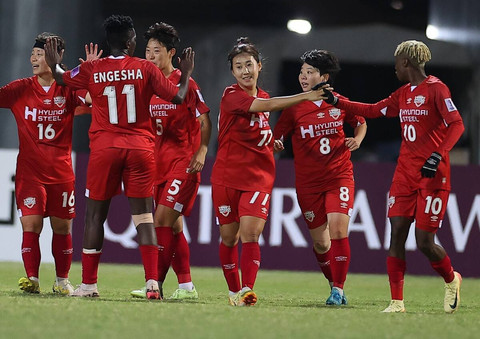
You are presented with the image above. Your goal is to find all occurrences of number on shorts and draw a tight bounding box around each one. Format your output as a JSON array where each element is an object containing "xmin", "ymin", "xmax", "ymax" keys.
[
  {"xmin": 62, "ymin": 191, "xmax": 75, "ymax": 207},
  {"xmin": 167, "ymin": 179, "xmax": 182, "ymax": 195},
  {"xmin": 339, "ymin": 187, "xmax": 349, "ymax": 202},
  {"xmin": 104, "ymin": 85, "xmax": 137, "ymax": 124},
  {"xmin": 319, "ymin": 137, "xmax": 331, "ymax": 155},
  {"xmin": 37, "ymin": 123, "xmax": 55, "ymax": 140},
  {"xmin": 424, "ymin": 195, "xmax": 442, "ymax": 215}
]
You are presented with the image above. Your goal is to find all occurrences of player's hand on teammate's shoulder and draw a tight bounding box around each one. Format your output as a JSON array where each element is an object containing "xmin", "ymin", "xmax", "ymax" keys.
[
  {"xmin": 178, "ymin": 47, "xmax": 195, "ymax": 76},
  {"xmin": 79, "ymin": 43, "xmax": 103, "ymax": 63}
]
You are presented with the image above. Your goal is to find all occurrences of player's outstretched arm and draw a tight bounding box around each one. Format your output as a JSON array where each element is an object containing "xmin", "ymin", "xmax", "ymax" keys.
[
  {"xmin": 249, "ymin": 87, "xmax": 327, "ymax": 113},
  {"xmin": 173, "ymin": 47, "xmax": 195, "ymax": 104},
  {"xmin": 44, "ymin": 38, "xmax": 65, "ymax": 85},
  {"xmin": 79, "ymin": 43, "xmax": 103, "ymax": 63}
]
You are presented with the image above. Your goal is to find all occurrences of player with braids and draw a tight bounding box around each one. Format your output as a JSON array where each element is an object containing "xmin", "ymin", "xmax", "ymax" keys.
[
  {"xmin": 44, "ymin": 14, "xmax": 194, "ymax": 299},
  {"xmin": 323, "ymin": 40, "xmax": 465, "ymax": 313},
  {"xmin": 0, "ymin": 32, "xmax": 93, "ymax": 295},
  {"xmin": 274, "ymin": 49, "xmax": 366, "ymax": 305},
  {"xmin": 130, "ymin": 22, "xmax": 211, "ymax": 300},
  {"xmin": 212, "ymin": 37, "xmax": 328, "ymax": 306}
]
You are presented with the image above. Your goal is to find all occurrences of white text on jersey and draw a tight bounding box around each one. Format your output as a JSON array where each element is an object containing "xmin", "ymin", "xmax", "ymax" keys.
[{"xmin": 93, "ymin": 69, "xmax": 144, "ymax": 83}]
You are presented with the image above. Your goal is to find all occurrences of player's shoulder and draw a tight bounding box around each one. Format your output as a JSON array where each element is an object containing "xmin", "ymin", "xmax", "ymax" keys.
[{"xmin": 425, "ymin": 75, "xmax": 448, "ymax": 90}]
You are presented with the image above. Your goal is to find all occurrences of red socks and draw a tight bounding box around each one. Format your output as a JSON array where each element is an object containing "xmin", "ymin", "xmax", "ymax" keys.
[
  {"xmin": 172, "ymin": 231, "xmax": 191, "ymax": 284},
  {"xmin": 219, "ymin": 242, "xmax": 240, "ymax": 293},
  {"xmin": 313, "ymin": 247, "xmax": 333, "ymax": 284},
  {"xmin": 21, "ymin": 232, "xmax": 41, "ymax": 278},
  {"xmin": 330, "ymin": 238, "xmax": 350, "ymax": 289},
  {"xmin": 240, "ymin": 242, "xmax": 261, "ymax": 289},
  {"xmin": 386, "ymin": 256, "xmax": 406, "ymax": 300},
  {"xmin": 156, "ymin": 227, "xmax": 175, "ymax": 282},
  {"xmin": 431, "ymin": 255, "xmax": 455, "ymax": 283},
  {"xmin": 52, "ymin": 233, "xmax": 73, "ymax": 278},
  {"xmin": 81, "ymin": 250, "xmax": 101, "ymax": 284},
  {"xmin": 139, "ymin": 245, "xmax": 159, "ymax": 281}
]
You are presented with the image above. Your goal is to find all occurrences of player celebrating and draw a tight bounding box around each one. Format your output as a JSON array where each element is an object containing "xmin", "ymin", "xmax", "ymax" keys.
[
  {"xmin": 44, "ymin": 15, "xmax": 194, "ymax": 299},
  {"xmin": 273, "ymin": 49, "xmax": 366, "ymax": 305},
  {"xmin": 323, "ymin": 40, "xmax": 464, "ymax": 313},
  {"xmin": 212, "ymin": 37, "xmax": 329, "ymax": 306},
  {"xmin": 130, "ymin": 22, "xmax": 211, "ymax": 300},
  {"xmin": 0, "ymin": 32, "xmax": 89, "ymax": 295}
]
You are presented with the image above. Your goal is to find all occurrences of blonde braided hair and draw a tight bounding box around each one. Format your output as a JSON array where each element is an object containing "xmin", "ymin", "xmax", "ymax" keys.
[{"xmin": 394, "ymin": 40, "xmax": 431, "ymax": 67}]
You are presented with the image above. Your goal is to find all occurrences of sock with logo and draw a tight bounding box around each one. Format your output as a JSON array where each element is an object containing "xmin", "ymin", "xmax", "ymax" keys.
[
  {"xmin": 156, "ymin": 226, "xmax": 175, "ymax": 282},
  {"xmin": 22, "ymin": 232, "xmax": 41, "ymax": 278},
  {"xmin": 313, "ymin": 247, "xmax": 333, "ymax": 285},
  {"xmin": 387, "ymin": 256, "xmax": 406, "ymax": 300},
  {"xmin": 330, "ymin": 238, "xmax": 350, "ymax": 289},
  {"xmin": 52, "ymin": 233, "xmax": 73, "ymax": 279},
  {"xmin": 240, "ymin": 242, "xmax": 261, "ymax": 290},
  {"xmin": 219, "ymin": 242, "xmax": 240, "ymax": 293},
  {"xmin": 172, "ymin": 231, "xmax": 192, "ymax": 284},
  {"xmin": 431, "ymin": 254, "xmax": 455, "ymax": 283},
  {"xmin": 81, "ymin": 249, "xmax": 101, "ymax": 284}
]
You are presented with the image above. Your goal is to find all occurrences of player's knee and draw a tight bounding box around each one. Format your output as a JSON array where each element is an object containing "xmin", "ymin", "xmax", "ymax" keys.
[
  {"xmin": 132, "ymin": 213, "xmax": 154, "ymax": 227},
  {"xmin": 313, "ymin": 241, "xmax": 330, "ymax": 254}
]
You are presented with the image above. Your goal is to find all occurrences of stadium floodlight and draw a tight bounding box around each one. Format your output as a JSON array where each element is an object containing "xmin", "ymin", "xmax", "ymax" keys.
[
  {"xmin": 426, "ymin": 24, "xmax": 440, "ymax": 40},
  {"xmin": 287, "ymin": 19, "xmax": 312, "ymax": 35}
]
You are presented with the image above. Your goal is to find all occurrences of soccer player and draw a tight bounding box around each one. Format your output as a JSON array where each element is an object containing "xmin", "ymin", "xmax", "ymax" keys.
[
  {"xmin": 130, "ymin": 22, "xmax": 211, "ymax": 300},
  {"xmin": 322, "ymin": 40, "xmax": 464, "ymax": 313},
  {"xmin": 0, "ymin": 32, "xmax": 89, "ymax": 295},
  {"xmin": 44, "ymin": 14, "xmax": 194, "ymax": 299},
  {"xmin": 212, "ymin": 37, "xmax": 329, "ymax": 306},
  {"xmin": 273, "ymin": 49, "xmax": 366, "ymax": 305}
]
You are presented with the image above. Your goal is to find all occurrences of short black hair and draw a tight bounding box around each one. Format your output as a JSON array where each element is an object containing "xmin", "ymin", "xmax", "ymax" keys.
[
  {"xmin": 103, "ymin": 15, "xmax": 135, "ymax": 49},
  {"xmin": 34, "ymin": 32, "xmax": 65, "ymax": 53},
  {"xmin": 227, "ymin": 37, "xmax": 261, "ymax": 70},
  {"xmin": 301, "ymin": 49, "xmax": 341, "ymax": 83},
  {"xmin": 144, "ymin": 22, "xmax": 180, "ymax": 51}
]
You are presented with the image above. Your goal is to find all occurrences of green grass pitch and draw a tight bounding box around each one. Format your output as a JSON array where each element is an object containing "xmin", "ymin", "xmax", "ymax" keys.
[{"xmin": 0, "ymin": 262, "xmax": 479, "ymax": 338}]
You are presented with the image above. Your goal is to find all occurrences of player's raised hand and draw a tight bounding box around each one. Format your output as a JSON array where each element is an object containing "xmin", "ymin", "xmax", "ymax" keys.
[
  {"xmin": 178, "ymin": 47, "xmax": 195, "ymax": 76},
  {"xmin": 345, "ymin": 137, "xmax": 361, "ymax": 151},
  {"xmin": 79, "ymin": 43, "xmax": 103, "ymax": 63},
  {"xmin": 44, "ymin": 37, "xmax": 64, "ymax": 70}
]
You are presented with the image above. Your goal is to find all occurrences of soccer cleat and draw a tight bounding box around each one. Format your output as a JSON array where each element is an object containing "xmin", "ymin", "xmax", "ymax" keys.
[
  {"xmin": 18, "ymin": 277, "xmax": 40, "ymax": 294},
  {"xmin": 146, "ymin": 279, "xmax": 161, "ymax": 300},
  {"xmin": 169, "ymin": 286, "xmax": 198, "ymax": 300},
  {"xmin": 237, "ymin": 287, "xmax": 257, "ymax": 306},
  {"xmin": 326, "ymin": 287, "xmax": 343, "ymax": 306},
  {"xmin": 130, "ymin": 287, "xmax": 147, "ymax": 298},
  {"xmin": 71, "ymin": 283, "xmax": 99, "ymax": 297},
  {"xmin": 382, "ymin": 300, "xmax": 406, "ymax": 313},
  {"xmin": 444, "ymin": 271, "xmax": 462, "ymax": 314},
  {"xmin": 228, "ymin": 292, "xmax": 241, "ymax": 306},
  {"xmin": 52, "ymin": 279, "xmax": 75, "ymax": 295},
  {"xmin": 341, "ymin": 292, "xmax": 348, "ymax": 305}
]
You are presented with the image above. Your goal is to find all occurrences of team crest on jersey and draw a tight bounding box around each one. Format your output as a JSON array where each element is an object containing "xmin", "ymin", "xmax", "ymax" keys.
[
  {"xmin": 54, "ymin": 96, "xmax": 66, "ymax": 108},
  {"xmin": 24, "ymin": 197, "xmax": 36, "ymax": 209},
  {"xmin": 414, "ymin": 95, "xmax": 426, "ymax": 107},
  {"xmin": 43, "ymin": 99, "xmax": 51, "ymax": 105},
  {"xmin": 219, "ymin": 205, "xmax": 231, "ymax": 217},
  {"xmin": 329, "ymin": 108, "xmax": 341, "ymax": 120},
  {"xmin": 304, "ymin": 211, "xmax": 315, "ymax": 222},
  {"xmin": 388, "ymin": 195, "xmax": 395, "ymax": 208},
  {"xmin": 316, "ymin": 112, "xmax": 325, "ymax": 119}
]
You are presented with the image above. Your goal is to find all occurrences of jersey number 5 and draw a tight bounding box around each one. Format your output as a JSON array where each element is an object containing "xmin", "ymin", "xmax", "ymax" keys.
[{"xmin": 103, "ymin": 85, "xmax": 136, "ymax": 124}]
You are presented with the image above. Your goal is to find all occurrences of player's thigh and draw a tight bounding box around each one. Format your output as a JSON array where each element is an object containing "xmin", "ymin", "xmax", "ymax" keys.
[
  {"xmin": 123, "ymin": 149, "xmax": 155, "ymax": 198},
  {"xmin": 297, "ymin": 191, "xmax": 327, "ymax": 229},
  {"xmin": 86, "ymin": 148, "xmax": 124, "ymax": 200},
  {"xmin": 415, "ymin": 189, "xmax": 449, "ymax": 233}
]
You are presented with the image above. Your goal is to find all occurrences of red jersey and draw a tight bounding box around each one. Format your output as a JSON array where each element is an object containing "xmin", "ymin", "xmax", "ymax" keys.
[
  {"xmin": 62, "ymin": 56, "xmax": 179, "ymax": 151},
  {"xmin": 211, "ymin": 84, "xmax": 275, "ymax": 192},
  {"xmin": 0, "ymin": 76, "xmax": 84, "ymax": 184},
  {"xmin": 336, "ymin": 75, "xmax": 463, "ymax": 190},
  {"xmin": 150, "ymin": 69, "xmax": 210, "ymax": 184},
  {"xmin": 274, "ymin": 96, "xmax": 365, "ymax": 194}
]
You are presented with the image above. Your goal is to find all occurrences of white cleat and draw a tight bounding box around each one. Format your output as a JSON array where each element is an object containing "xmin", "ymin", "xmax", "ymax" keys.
[
  {"xmin": 71, "ymin": 283, "xmax": 99, "ymax": 297},
  {"xmin": 53, "ymin": 279, "xmax": 75, "ymax": 295},
  {"xmin": 444, "ymin": 271, "xmax": 462, "ymax": 314},
  {"xmin": 382, "ymin": 300, "xmax": 406, "ymax": 313}
]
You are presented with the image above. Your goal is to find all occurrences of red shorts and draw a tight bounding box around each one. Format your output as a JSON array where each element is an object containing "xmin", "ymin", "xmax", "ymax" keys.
[
  {"xmin": 15, "ymin": 180, "xmax": 76, "ymax": 219},
  {"xmin": 297, "ymin": 183, "xmax": 354, "ymax": 229},
  {"xmin": 388, "ymin": 182, "xmax": 449, "ymax": 233},
  {"xmin": 154, "ymin": 178, "xmax": 200, "ymax": 216},
  {"xmin": 86, "ymin": 148, "xmax": 155, "ymax": 200},
  {"xmin": 212, "ymin": 185, "xmax": 271, "ymax": 225}
]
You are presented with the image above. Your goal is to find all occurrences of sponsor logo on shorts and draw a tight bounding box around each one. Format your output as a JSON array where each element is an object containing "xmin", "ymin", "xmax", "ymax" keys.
[
  {"xmin": 219, "ymin": 205, "xmax": 231, "ymax": 217},
  {"xmin": 166, "ymin": 195, "xmax": 175, "ymax": 203},
  {"xmin": 388, "ymin": 195, "xmax": 395, "ymax": 208},
  {"xmin": 414, "ymin": 95, "xmax": 426, "ymax": 107},
  {"xmin": 340, "ymin": 202, "xmax": 348, "ymax": 209},
  {"xmin": 54, "ymin": 96, "xmax": 66, "ymax": 108},
  {"xmin": 24, "ymin": 197, "xmax": 36, "ymax": 209},
  {"xmin": 261, "ymin": 207, "xmax": 268, "ymax": 215},
  {"xmin": 431, "ymin": 215, "xmax": 439, "ymax": 222},
  {"xmin": 69, "ymin": 207, "xmax": 75, "ymax": 214},
  {"xmin": 329, "ymin": 108, "xmax": 341, "ymax": 120},
  {"xmin": 304, "ymin": 211, "xmax": 315, "ymax": 222}
]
